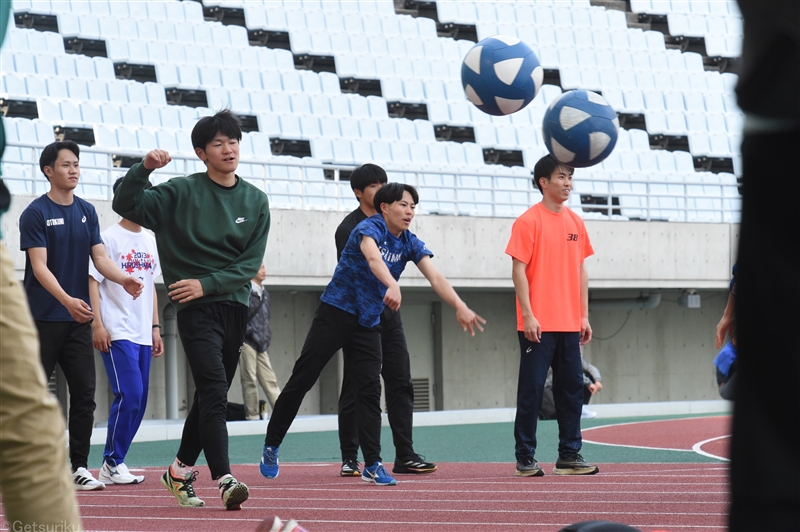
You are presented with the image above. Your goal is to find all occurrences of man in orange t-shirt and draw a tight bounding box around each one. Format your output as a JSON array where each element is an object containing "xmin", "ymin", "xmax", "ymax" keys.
[{"xmin": 505, "ymin": 154, "xmax": 598, "ymax": 477}]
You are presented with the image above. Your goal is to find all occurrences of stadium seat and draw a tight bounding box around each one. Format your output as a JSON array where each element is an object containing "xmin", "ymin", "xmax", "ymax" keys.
[
  {"xmin": 239, "ymin": 69, "xmax": 263, "ymax": 90},
  {"xmin": 0, "ymin": 72, "xmax": 25, "ymax": 98},
  {"xmin": 688, "ymin": 133, "xmax": 711, "ymax": 155},
  {"xmin": 665, "ymin": 111, "xmax": 687, "ymax": 134},
  {"xmin": 685, "ymin": 112, "xmax": 707, "ymax": 133},
  {"xmin": 312, "ymin": 114, "xmax": 336, "ymax": 139},
  {"xmin": 708, "ymin": 133, "xmax": 731, "ymax": 156},
  {"xmin": 380, "ymin": 78, "xmax": 404, "ymax": 102},
  {"xmin": 617, "ymin": 88, "xmax": 643, "ymax": 113},
  {"xmin": 45, "ymin": 78, "xmax": 69, "ymax": 98}
]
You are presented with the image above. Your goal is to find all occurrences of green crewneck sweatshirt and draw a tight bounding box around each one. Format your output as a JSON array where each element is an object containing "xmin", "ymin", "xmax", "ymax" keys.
[{"xmin": 113, "ymin": 162, "xmax": 270, "ymax": 312}]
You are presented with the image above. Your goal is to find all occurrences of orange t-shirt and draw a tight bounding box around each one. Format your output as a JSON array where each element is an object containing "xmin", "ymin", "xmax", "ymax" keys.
[{"xmin": 505, "ymin": 203, "xmax": 594, "ymax": 332}]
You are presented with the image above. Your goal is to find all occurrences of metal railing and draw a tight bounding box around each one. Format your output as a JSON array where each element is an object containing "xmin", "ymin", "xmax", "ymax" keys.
[{"xmin": 1, "ymin": 142, "xmax": 741, "ymax": 222}]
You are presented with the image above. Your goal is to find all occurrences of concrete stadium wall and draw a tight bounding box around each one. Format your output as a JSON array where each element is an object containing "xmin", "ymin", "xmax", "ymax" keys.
[{"xmin": 1, "ymin": 196, "xmax": 737, "ymax": 424}]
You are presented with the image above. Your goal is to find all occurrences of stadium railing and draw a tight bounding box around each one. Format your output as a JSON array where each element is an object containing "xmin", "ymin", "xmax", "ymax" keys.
[{"xmin": 1, "ymin": 141, "xmax": 740, "ymax": 223}]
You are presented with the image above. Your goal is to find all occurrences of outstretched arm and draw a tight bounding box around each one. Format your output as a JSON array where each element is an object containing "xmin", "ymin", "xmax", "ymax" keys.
[
  {"xmin": 416, "ymin": 256, "xmax": 486, "ymax": 336},
  {"xmin": 360, "ymin": 236, "xmax": 401, "ymax": 311}
]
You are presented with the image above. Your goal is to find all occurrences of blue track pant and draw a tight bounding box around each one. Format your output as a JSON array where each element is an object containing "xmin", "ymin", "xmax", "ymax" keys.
[{"xmin": 100, "ymin": 340, "xmax": 152, "ymax": 466}]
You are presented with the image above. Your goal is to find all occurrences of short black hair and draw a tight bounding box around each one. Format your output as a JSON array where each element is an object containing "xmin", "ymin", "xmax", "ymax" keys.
[
  {"xmin": 532, "ymin": 154, "xmax": 574, "ymax": 193},
  {"xmin": 39, "ymin": 141, "xmax": 80, "ymax": 179},
  {"xmin": 190, "ymin": 109, "xmax": 242, "ymax": 151},
  {"xmin": 349, "ymin": 163, "xmax": 387, "ymax": 192},
  {"xmin": 113, "ymin": 176, "xmax": 152, "ymax": 194},
  {"xmin": 373, "ymin": 182, "xmax": 419, "ymax": 213}
]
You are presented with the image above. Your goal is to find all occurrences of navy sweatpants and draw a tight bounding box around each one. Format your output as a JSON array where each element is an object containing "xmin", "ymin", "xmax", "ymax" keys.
[
  {"xmin": 100, "ymin": 340, "xmax": 152, "ymax": 467},
  {"xmin": 514, "ymin": 331, "xmax": 584, "ymax": 461}
]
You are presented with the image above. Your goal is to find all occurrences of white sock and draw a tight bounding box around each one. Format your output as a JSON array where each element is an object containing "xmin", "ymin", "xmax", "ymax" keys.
[
  {"xmin": 170, "ymin": 459, "xmax": 190, "ymax": 478},
  {"xmin": 218, "ymin": 473, "xmax": 233, "ymax": 491}
]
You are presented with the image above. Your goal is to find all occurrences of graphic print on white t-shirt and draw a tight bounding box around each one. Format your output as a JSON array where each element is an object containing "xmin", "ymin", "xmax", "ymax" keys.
[
  {"xmin": 89, "ymin": 224, "xmax": 161, "ymax": 346},
  {"xmin": 119, "ymin": 248, "xmax": 158, "ymax": 282}
]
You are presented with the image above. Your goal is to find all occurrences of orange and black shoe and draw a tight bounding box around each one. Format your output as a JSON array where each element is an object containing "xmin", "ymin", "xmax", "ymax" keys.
[{"xmin": 161, "ymin": 468, "xmax": 204, "ymax": 507}]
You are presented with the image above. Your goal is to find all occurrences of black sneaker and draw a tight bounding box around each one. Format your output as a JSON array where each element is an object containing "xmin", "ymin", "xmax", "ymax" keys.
[
  {"xmin": 340, "ymin": 458, "xmax": 361, "ymax": 477},
  {"xmin": 553, "ymin": 453, "xmax": 599, "ymax": 475},
  {"xmin": 515, "ymin": 456, "xmax": 544, "ymax": 477},
  {"xmin": 393, "ymin": 454, "xmax": 437, "ymax": 474}
]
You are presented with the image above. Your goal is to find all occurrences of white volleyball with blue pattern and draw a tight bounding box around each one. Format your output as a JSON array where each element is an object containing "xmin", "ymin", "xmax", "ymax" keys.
[
  {"xmin": 542, "ymin": 90, "xmax": 619, "ymax": 168},
  {"xmin": 460, "ymin": 35, "xmax": 543, "ymax": 116}
]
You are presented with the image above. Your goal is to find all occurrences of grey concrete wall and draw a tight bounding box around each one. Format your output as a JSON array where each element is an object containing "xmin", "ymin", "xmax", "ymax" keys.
[
  {"xmin": 2, "ymin": 196, "xmax": 735, "ymax": 424},
  {"xmin": 2, "ymin": 197, "xmax": 737, "ymax": 288},
  {"xmin": 585, "ymin": 291, "xmax": 726, "ymax": 403}
]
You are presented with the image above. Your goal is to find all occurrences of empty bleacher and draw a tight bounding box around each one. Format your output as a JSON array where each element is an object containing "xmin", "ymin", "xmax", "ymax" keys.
[{"xmin": 0, "ymin": 0, "xmax": 743, "ymax": 222}]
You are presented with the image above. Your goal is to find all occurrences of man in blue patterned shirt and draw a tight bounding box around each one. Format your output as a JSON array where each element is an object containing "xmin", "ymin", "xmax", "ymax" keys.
[{"xmin": 259, "ymin": 183, "xmax": 485, "ymax": 486}]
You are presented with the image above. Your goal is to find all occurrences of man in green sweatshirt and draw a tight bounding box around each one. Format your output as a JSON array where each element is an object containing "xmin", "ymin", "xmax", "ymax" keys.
[{"xmin": 113, "ymin": 110, "xmax": 270, "ymax": 511}]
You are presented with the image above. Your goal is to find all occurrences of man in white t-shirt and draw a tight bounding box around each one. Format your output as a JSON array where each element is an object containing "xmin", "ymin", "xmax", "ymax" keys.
[{"xmin": 89, "ymin": 178, "xmax": 163, "ymax": 485}]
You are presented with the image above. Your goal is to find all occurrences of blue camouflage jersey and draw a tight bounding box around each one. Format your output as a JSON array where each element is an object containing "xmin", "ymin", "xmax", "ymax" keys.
[{"xmin": 320, "ymin": 214, "xmax": 432, "ymax": 328}]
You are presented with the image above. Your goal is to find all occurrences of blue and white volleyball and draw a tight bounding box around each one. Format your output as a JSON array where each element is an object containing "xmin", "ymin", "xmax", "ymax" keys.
[
  {"xmin": 542, "ymin": 90, "xmax": 619, "ymax": 168},
  {"xmin": 461, "ymin": 35, "xmax": 543, "ymax": 116}
]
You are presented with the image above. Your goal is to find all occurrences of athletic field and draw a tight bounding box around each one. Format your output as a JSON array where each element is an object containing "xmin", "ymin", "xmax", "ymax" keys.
[{"xmin": 56, "ymin": 412, "xmax": 730, "ymax": 531}]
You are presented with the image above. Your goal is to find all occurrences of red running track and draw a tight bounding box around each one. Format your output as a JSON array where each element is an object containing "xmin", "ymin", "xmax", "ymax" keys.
[
  {"xmin": 60, "ymin": 461, "xmax": 728, "ymax": 532},
  {"xmin": 583, "ymin": 416, "xmax": 732, "ymax": 460}
]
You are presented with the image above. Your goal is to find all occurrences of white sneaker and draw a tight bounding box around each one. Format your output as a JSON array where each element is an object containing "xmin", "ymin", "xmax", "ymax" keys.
[
  {"xmin": 581, "ymin": 405, "xmax": 597, "ymax": 419},
  {"xmin": 73, "ymin": 467, "xmax": 105, "ymax": 491},
  {"xmin": 100, "ymin": 461, "xmax": 145, "ymax": 484}
]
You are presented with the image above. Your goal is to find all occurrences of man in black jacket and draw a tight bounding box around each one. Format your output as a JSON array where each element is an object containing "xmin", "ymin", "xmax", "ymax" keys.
[
  {"xmin": 335, "ymin": 164, "xmax": 436, "ymax": 477},
  {"xmin": 729, "ymin": 2, "xmax": 800, "ymax": 530},
  {"xmin": 239, "ymin": 264, "xmax": 281, "ymax": 420}
]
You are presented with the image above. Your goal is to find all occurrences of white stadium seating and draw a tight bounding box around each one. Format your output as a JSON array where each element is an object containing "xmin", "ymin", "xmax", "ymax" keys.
[{"xmin": 0, "ymin": 0, "xmax": 742, "ymax": 221}]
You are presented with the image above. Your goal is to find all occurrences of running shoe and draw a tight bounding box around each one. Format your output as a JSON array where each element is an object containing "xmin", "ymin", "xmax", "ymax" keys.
[
  {"xmin": 553, "ymin": 453, "xmax": 599, "ymax": 475},
  {"xmin": 340, "ymin": 458, "xmax": 361, "ymax": 477},
  {"xmin": 73, "ymin": 467, "xmax": 105, "ymax": 491},
  {"xmin": 393, "ymin": 453, "xmax": 437, "ymax": 474},
  {"xmin": 361, "ymin": 462, "xmax": 397, "ymax": 486},
  {"xmin": 161, "ymin": 468, "xmax": 204, "ymax": 507},
  {"xmin": 260, "ymin": 445, "xmax": 280, "ymax": 479},
  {"xmin": 99, "ymin": 461, "xmax": 145, "ymax": 484},
  {"xmin": 219, "ymin": 476, "xmax": 249, "ymax": 511},
  {"xmin": 581, "ymin": 405, "xmax": 598, "ymax": 419},
  {"xmin": 515, "ymin": 456, "xmax": 544, "ymax": 477}
]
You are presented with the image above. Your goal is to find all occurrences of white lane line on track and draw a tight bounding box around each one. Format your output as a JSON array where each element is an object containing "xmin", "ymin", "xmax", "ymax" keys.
[
  {"xmin": 692, "ymin": 435, "xmax": 731, "ymax": 462},
  {"xmin": 79, "ymin": 506, "xmax": 726, "ymax": 518},
  {"xmin": 581, "ymin": 438, "xmax": 691, "ymax": 452},
  {"xmin": 75, "ymin": 495, "xmax": 730, "ymax": 508},
  {"xmin": 581, "ymin": 417, "xmax": 730, "ymax": 454}
]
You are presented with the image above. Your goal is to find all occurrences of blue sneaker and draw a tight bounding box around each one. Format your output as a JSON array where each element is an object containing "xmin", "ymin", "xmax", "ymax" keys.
[
  {"xmin": 260, "ymin": 445, "xmax": 279, "ymax": 479},
  {"xmin": 361, "ymin": 462, "xmax": 397, "ymax": 486}
]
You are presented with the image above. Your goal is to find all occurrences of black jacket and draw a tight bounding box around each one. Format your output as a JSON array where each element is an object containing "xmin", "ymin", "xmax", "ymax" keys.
[{"xmin": 245, "ymin": 286, "xmax": 271, "ymax": 352}]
